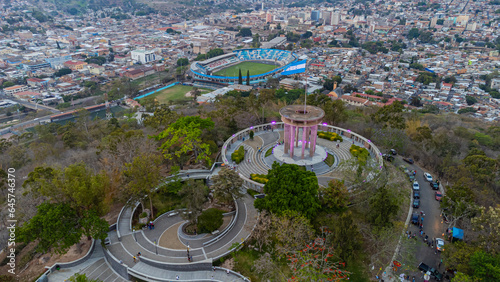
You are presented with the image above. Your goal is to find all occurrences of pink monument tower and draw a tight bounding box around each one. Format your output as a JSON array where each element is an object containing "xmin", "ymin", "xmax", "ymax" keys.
[{"xmin": 280, "ymin": 105, "xmax": 325, "ymax": 159}]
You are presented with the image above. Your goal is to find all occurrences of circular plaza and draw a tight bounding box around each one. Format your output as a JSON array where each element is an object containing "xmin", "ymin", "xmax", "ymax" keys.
[{"xmin": 221, "ymin": 105, "xmax": 383, "ymax": 190}]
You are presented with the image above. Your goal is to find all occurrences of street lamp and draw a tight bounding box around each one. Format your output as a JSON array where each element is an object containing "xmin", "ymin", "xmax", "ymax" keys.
[
  {"xmin": 155, "ymin": 239, "xmax": 158, "ymax": 255},
  {"xmin": 132, "ymin": 228, "xmax": 136, "ymax": 242}
]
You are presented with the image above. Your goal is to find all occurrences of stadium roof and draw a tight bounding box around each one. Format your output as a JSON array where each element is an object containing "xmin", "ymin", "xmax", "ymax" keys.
[{"xmin": 200, "ymin": 53, "xmax": 236, "ymax": 65}]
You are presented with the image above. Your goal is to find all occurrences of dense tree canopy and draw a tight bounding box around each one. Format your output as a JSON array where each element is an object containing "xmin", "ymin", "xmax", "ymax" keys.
[
  {"xmin": 254, "ymin": 163, "xmax": 321, "ymax": 219},
  {"xmin": 154, "ymin": 116, "xmax": 215, "ymax": 165}
]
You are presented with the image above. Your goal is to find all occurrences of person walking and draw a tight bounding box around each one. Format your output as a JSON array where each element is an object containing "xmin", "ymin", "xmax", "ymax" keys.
[
  {"xmin": 133, "ymin": 256, "xmax": 137, "ymax": 263},
  {"xmin": 176, "ymin": 275, "xmax": 179, "ymax": 280}
]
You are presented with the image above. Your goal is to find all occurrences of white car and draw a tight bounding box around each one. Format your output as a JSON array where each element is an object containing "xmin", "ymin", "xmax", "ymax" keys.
[
  {"xmin": 413, "ymin": 181, "xmax": 420, "ymax": 191},
  {"xmin": 436, "ymin": 238, "xmax": 445, "ymax": 251},
  {"xmin": 424, "ymin": 172, "xmax": 433, "ymax": 182}
]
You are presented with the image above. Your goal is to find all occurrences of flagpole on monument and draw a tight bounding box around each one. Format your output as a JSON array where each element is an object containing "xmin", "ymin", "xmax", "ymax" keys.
[{"xmin": 304, "ymin": 61, "xmax": 308, "ymax": 113}]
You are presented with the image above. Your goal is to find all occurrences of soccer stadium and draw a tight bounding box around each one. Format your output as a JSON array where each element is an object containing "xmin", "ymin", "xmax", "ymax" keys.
[{"xmin": 190, "ymin": 48, "xmax": 298, "ymax": 87}]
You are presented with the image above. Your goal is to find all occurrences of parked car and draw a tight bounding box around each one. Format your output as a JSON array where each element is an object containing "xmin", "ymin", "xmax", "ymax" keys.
[
  {"xmin": 418, "ymin": 262, "xmax": 443, "ymax": 281},
  {"xmin": 435, "ymin": 191, "xmax": 443, "ymax": 201},
  {"xmin": 413, "ymin": 181, "xmax": 420, "ymax": 191},
  {"xmin": 429, "ymin": 181, "xmax": 439, "ymax": 190},
  {"xmin": 411, "ymin": 213, "xmax": 419, "ymax": 225},
  {"xmin": 413, "ymin": 191, "xmax": 420, "ymax": 199},
  {"xmin": 424, "ymin": 172, "xmax": 433, "ymax": 182},
  {"xmin": 413, "ymin": 199, "xmax": 420, "ymax": 208},
  {"xmin": 383, "ymin": 154, "xmax": 394, "ymax": 162},
  {"xmin": 436, "ymin": 238, "xmax": 445, "ymax": 251},
  {"xmin": 403, "ymin": 157, "xmax": 414, "ymax": 164},
  {"xmin": 390, "ymin": 149, "xmax": 397, "ymax": 155}
]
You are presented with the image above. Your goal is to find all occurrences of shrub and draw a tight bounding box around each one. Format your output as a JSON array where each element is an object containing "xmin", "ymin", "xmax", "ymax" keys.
[
  {"xmin": 197, "ymin": 208, "xmax": 224, "ymax": 233},
  {"xmin": 249, "ymin": 130, "xmax": 254, "ymax": 140},
  {"xmin": 140, "ymin": 212, "xmax": 148, "ymax": 218},
  {"xmin": 231, "ymin": 146, "xmax": 245, "ymax": 164},
  {"xmin": 250, "ymin": 173, "xmax": 269, "ymax": 184},
  {"xmin": 318, "ymin": 131, "xmax": 343, "ymax": 142},
  {"xmin": 247, "ymin": 189, "xmax": 260, "ymax": 197},
  {"xmin": 349, "ymin": 144, "xmax": 370, "ymax": 165}
]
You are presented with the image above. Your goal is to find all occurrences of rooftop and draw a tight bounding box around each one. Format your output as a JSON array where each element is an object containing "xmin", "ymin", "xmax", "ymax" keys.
[{"xmin": 279, "ymin": 105, "xmax": 325, "ymax": 122}]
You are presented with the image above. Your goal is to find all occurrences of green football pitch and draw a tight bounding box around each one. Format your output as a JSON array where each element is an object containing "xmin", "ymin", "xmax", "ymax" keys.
[{"xmin": 213, "ymin": 61, "xmax": 278, "ymax": 77}]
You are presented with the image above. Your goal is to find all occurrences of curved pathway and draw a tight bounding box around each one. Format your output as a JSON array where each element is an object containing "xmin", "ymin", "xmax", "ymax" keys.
[{"xmin": 105, "ymin": 169, "xmax": 256, "ymax": 281}]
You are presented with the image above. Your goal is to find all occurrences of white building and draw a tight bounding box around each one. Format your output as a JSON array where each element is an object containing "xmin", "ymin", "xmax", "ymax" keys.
[
  {"xmin": 131, "ymin": 48, "xmax": 159, "ymax": 64},
  {"xmin": 331, "ymin": 11, "xmax": 340, "ymax": 25}
]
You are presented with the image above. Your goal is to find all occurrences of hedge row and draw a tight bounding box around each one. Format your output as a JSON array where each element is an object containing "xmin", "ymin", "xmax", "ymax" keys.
[
  {"xmin": 250, "ymin": 173, "xmax": 269, "ymax": 184},
  {"xmin": 349, "ymin": 144, "xmax": 370, "ymax": 165},
  {"xmin": 318, "ymin": 131, "xmax": 343, "ymax": 142},
  {"xmin": 231, "ymin": 146, "xmax": 245, "ymax": 164}
]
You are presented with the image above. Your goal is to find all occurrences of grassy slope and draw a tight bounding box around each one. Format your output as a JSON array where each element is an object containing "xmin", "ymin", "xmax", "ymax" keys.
[{"xmin": 140, "ymin": 85, "xmax": 210, "ymax": 103}]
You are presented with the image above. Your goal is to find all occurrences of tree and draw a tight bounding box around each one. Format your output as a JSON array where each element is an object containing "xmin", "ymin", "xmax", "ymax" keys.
[
  {"xmin": 271, "ymin": 211, "xmax": 315, "ymax": 255},
  {"xmin": 191, "ymin": 87, "xmax": 201, "ymax": 102},
  {"xmin": 444, "ymin": 75, "xmax": 457, "ymax": 84},
  {"xmin": 410, "ymin": 95, "xmax": 422, "ymax": 107},
  {"xmin": 238, "ymin": 69, "xmax": 243, "ymax": 84},
  {"xmin": 323, "ymin": 100, "xmax": 348, "ymax": 126},
  {"xmin": 320, "ymin": 179, "xmax": 349, "ymax": 212},
  {"xmin": 407, "ymin": 28, "xmax": 420, "ymax": 39},
  {"xmin": 178, "ymin": 179, "xmax": 209, "ymax": 226},
  {"xmin": 24, "ymin": 164, "xmax": 109, "ymax": 216},
  {"xmin": 371, "ymin": 100, "xmax": 406, "ymax": 129},
  {"xmin": 197, "ymin": 208, "xmax": 223, "ymax": 233},
  {"xmin": 331, "ymin": 211, "xmax": 362, "ymax": 262},
  {"xmin": 323, "ymin": 76, "xmax": 342, "ymax": 91},
  {"xmin": 252, "ymin": 33, "xmax": 261, "ymax": 48},
  {"xmin": 246, "ymin": 70, "xmax": 250, "ymax": 85},
  {"xmin": 54, "ymin": 68, "xmax": 72, "ymax": 77},
  {"xmin": 210, "ymin": 167, "xmax": 243, "ymax": 206},
  {"xmin": 154, "ymin": 116, "xmax": 215, "ymax": 165},
  {"xmin": 472, "ymin": 206, "xmax": 500, "ymax": 254},
  {"xmin": 286, "ymin": 227, "xmax": 350, "ymax": 281},
  {"xmin": 177, "ymin": 58, "xmax": 189, "ymax": 67},
  {"xmin": 122, "ymin": 153, "xmax": 163, "ymax": 219},
  {"xmin": 254, "ymin": 163, "xmax": 321, "ymax": 219},
  {"xmin": 142, "ymin": 105, "xmax": 180, "ymax": 131},
  {"xmin": 68, "ymin": 273, "xmax": 101, "ymax": 282},
  {"xmin": 343, "ymin": 84, "xmax": 357, "ymax": 93},
  {"xmin": 466, "ymin": 95, "xmax": 478, "ymax": 105},
  {"xmin": 368, "ymin": 186, "xmax": 399, "ymax": 229},
  {"xmin": 2, "ymin": 81, "xmax": 15, "ymax": 88},
  {"xmin": 236, "ymin": 28, "xmax": 252, "ymax": 37},
  {"xmin": 18, "ymin": 203, "xmax": 82, "ymax": 254}
]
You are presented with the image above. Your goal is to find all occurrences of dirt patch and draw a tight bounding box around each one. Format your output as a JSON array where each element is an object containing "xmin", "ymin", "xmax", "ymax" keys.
[
  {"xmin": 218, "ymin": 215, "xmax": 233, "ymax": 232},
  {"xmin": 102, "ymin": 201, "xmax": 125, "ymax": 225},
  {"xmin": 0, "ymin": 237, "xmax": 92, "ymax": 281},
  {"xmin": 158, "ymin": 222, "xmax": 186, "ymax": 250},
  {"xmin": 185, "ymin": 90, "xmax": 193, "ymax": 98}
]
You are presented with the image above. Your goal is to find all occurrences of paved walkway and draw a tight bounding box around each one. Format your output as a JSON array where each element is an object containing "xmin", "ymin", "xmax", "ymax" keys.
[
  {"xmin": 105, "ymin": 168, "xmax": 256, "ymax": 281},
  {"xmin": 48, "ymin": 243, "xmax": 127, "ymax": 282}
]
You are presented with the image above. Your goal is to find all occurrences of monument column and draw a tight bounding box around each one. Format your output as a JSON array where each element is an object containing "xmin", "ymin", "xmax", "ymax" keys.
[
  {"xmin": 310, "ymin": 125, "xmax": 318, "ymax": 157},
  {"xmin": 290, "ymin": 125, "xmax": 295, "ymax": 158},
  {"xmin": 284, "ymin": 124, "xmax": 290, "ymax": 154},
  {"xmin": 301, "ymin": 125, "xmax": 307, "ymax": 158}
]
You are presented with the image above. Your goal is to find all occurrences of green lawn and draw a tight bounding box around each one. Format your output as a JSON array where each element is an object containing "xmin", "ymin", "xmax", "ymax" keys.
[
  {"xmin": 324, "ymin": 153, "xmax": 335, "ymax": 167},
  {"xmin": 213, "ymin": 61, "xmax": 278, "ymax": 77},
  {"xmin": 139, "ymin": 85, "xmax": 210, "ymax": 104}
]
